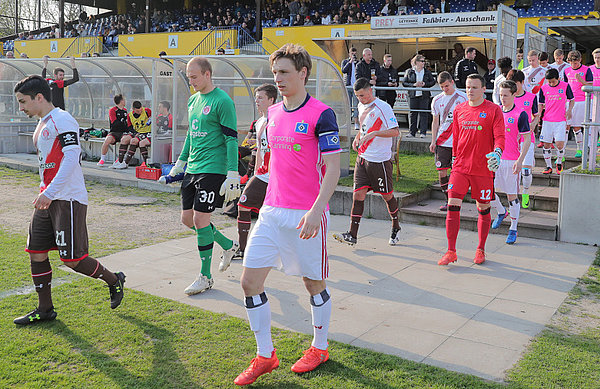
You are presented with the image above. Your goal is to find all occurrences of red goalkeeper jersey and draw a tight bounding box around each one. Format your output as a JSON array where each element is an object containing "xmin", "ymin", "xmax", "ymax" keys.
[{"xmin": 450, "ymin": 99, "xmax": 505, "ymax": 178}]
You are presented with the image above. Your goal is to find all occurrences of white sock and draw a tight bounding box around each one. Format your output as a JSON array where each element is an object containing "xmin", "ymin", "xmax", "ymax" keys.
[
  {"xmin": 556, "ymin": 147, "xmax": 565, "ymax": 165},
  {"xmin": 542, "ymin": 147, "xmax": 552, "ymax": 168},
  {"xmin": 100, "ymin": 154, "xmax": 107, "ymax": 162},
  {"xmin": 244, "ymin": 293, "xmax": 274, "ymax": 358},
  {"xmin": 521, "ymin": 168, "xmax": 532, "ymax": 194},
  {"xmin": 509, "ymin": 199, "xmax": 520, "ymax": 230},
  {"xmin": 310, "ymin": 288, "xmax": 331, "ymax": 350},
  {"xmin": 574, "ymin": 130, "xmax": 583, "ymax": 150},
  {"xmin": 491, "ymin": 194, "xmax": 506, "ymax": 215}
]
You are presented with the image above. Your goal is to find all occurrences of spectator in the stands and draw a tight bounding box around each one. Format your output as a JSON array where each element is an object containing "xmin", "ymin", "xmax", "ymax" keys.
[
  {"xmin": 426, "ymin": 4, "xmax": 436, "ymax": 13},
  {"xmin": 293, "ymin": 14, "xmax": 304, "ymax": 25},
  {"xmin": 381, "ymin": 0, "xmax": 397, "ymax": 15},
  {"xmin": 20, "ymin": 53, "xmax": 29, "ymax": 58},
  {"xmin": 288, "ymin": 0, "xmax": 300, "ymax": 25},
  {"xmin": 437, "ymin": 0, "xmax": 451, "ymax": 13},
  {"xmin": 322, "ymin": 12, "xmax": 332, "ymax": 24},
  {"xmin": 484, "ymin": 59, "xmax": 496, "ymax": 100},
  {"xmin": 403, "ymin": 54, "xmax": 435, "ymax": 138},
  {"xmin": 355, "ymin": 48, "xmax": 382, "ymax": 87},
  {"xmin": 378, "ymin": 54, "xmax": 399, "ymax": 109},
  {"xmin": 5, "ymin": 51, "xmax": 15, "ymax": 59},
  {"xmin": 342, "ymin": 47, "xmax": 360, "ymax": 129}
]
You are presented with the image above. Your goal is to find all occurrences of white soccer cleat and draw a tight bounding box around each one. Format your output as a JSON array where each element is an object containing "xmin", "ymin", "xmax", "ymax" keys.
[
  {"xmin": 389, "ymin": 227, "xmax": 401, "ymax": 246},
  {"xmin": 110, "ymin": 160, "xmax": 121, "ymax": 169},
  {"xmin": 219, "ymin": 241, "xmax": 240, "ymax": 272},
  {"xmin": 184, "ymin": 275, "xmax": 214, "ymax": 295},
  {"xmin": 115, "ymin": 161, "xmax": 128, "ymax": 169}
]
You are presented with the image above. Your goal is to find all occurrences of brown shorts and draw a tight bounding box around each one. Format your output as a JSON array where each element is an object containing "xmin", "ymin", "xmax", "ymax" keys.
[
  {"xmin": 238, "ymin": 176, "xmax": 268, "ymax": 212},
  {"xmin": 135, "ymin": 132, "xmax": 151, "ymax": 143},
  {"xmin": 354, "ymin": 157, "xmax": 394, "ymax": 195},
  {"xmin": 108, "ymin": 132, "xmax": 134, "ymax": 142},
  {"xmin": 435, "ymin": 145, "xmax": 452, "ymax": 170},
  {"xmin": 26, "ymin": 200, "xmax": 89, "ymax": 262}
]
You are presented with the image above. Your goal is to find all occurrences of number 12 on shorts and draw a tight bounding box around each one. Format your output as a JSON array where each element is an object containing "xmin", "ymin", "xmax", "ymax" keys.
[{"xmin": 480, "ymin": 189, "xmax": 491, "ymax": 200}]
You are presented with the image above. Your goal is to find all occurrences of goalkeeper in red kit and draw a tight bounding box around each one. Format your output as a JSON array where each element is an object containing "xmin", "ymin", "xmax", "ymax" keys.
[{"xmin": 438, "ymin": 74, "xmax": 505, "ymax": 266}]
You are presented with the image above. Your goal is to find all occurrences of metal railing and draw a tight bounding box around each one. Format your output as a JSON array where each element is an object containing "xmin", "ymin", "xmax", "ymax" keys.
[
  {"xmin": 61, "ymin": 36, "xmax": 102, "ymax": 57},
  {"xmin": 581, "ymin": 85, "xmax": 600, "ymax": 172},
  {"xmin": 189, "ymin": 26, "xmax": 265, "ymax": 56}
]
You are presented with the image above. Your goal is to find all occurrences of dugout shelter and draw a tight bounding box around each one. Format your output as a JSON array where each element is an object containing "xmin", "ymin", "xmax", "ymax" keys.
[{"xmin": 0, "ymin": 55, "xmax": 351, "ymax": 173}]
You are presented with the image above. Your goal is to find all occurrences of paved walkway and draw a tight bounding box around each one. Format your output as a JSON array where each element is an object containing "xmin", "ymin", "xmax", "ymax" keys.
[{"xmin": 98, "ymin": 216, "xmax": 596, "ymax": 382}]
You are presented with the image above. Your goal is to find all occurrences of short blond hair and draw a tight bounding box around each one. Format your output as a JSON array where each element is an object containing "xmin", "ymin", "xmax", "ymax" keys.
[
  {"xmin": 593, "ymin": 48, "xmax": 600, "ymax": 56},
  {"xmin": 383, "ymin": 53, "xmax": 392, "ymax": 61},
  {"xmin": 269, "ymin": 43, "xmax": 312, "ymax": 85}
]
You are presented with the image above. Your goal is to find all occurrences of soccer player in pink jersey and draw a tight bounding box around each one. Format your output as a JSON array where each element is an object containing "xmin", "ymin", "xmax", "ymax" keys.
[
  {"xmin": 539, "ymin": 68, "xmax": 575, "ymax": 174},
  {"xmin": 13, "ymin": 75, "xmax": 125, "ymax": 325},
  {"xmin": 564, "ymin": 50, "xmax": 593, "ymax": 158},
  {"xmin": 506, "ymin": 69, "xmax": 539, "ymax": 208},
  {"xmin": 332, "ymin": 77, "xmax": 401, "ymax": 246},
  {"xmin": 429, "ymin": 71, "xmax": 467, "ymax": 212},
  {"xmin": 438, "ymin": 74, "xmax": 505, "ymax": 266},
  {"xmin": 591, "ymin": 48, "xmax": 600, "ymax": 148},
  {"xmin": 489, "ymin": 80, "xmax": 532, "ymax": 244},
  {"xmin": 234, "ymin": 44, "xmax": 342, "ymax": 386}
]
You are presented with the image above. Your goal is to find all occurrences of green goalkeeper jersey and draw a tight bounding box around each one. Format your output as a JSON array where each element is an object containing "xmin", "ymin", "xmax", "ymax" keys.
[{"xmin": 179, "ymin": 87, "xmax": 238, "ymax": 175}]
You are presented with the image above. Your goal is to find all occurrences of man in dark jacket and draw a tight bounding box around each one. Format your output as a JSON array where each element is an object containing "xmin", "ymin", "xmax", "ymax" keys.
[
  {"xmin": 454, "ymin": 46, "xmax": 478, "ymax": 89},
  {"xmin": 403, "ymin": 54, "xmax": 436, "ymax": 137},
  {"xmin": 377, "ymin": 53, "xmax": 398, "ymax": 109},
  {"xmin": 41, "ymin": 55, "xmax": 79, "ymax": 110},
  {"xmin": 341, "ymin": 47, "xmax": 360, "ymax": 128},
  {"xmin": 355, "ymin": 48, "xmax": 382, "ymax": 87}
]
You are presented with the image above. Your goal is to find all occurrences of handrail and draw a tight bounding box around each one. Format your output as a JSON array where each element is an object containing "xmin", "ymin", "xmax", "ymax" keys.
[
  {"xmin": 189, "ymin": 29, "xmax": 216, "ymax": 56},
  {"xmin": 189, "ymin": 26, "xmax": 266, "ymax": 56}
]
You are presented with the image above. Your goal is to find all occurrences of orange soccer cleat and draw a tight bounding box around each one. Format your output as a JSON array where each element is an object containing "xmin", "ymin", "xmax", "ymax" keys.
[
  {"xmin": 290, "ymin": 346, "xmax": 329, "ymax": 373},
  {"xmin": 234, "ymin": 350, "xmax": 280, "ymax": 386},
  {"xmin": 438, "ymin": 250, "xmax": 458, "ymax": 266},
  {"xmin": 473, "ymin": 249, "xmax": 486, "ymax": 264}
]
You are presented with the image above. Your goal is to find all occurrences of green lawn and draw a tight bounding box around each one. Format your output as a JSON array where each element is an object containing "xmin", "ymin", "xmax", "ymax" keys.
[
  {"xmin": 340, "ymin": 151, "xmax": 439, "ymax": 194},
  {"xmin": 2, "ymin": 228, "xmax": 600, "ymax": 388}
]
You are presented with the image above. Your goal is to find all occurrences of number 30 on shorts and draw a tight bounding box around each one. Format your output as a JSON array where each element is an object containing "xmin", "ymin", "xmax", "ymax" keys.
[
  {"xmin": 198, "ymin": 190, "xmax": 215, "ymax": 203},
  {"xmin": 480, "ymin": 189, "xmax": 492, "ymax": 200}
]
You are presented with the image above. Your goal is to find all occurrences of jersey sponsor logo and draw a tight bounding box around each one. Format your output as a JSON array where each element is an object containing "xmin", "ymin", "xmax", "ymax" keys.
[
  {"xmin": 506, "ymin": 127, "xmax": 511, "ymax": 132},
  {"xmin": 40, "ymin": 162, "xmax": 56, "ymax": 169},
  {"xmin": 293, "ymin": 144, "xmax": 302, "ymax": 151},
  {"xmin": 190, "ymin": 131, "xmax": 208, "ymax": 138},
  {"xmin": 325, "ymin": 134, "xmax": 340, "ymax": 146},
  {"xmin": 202, "ymin": 105, "xmax": 211, "ymax": 115},
  {"xmin": 479, "ymin": 112, "xmax": 487, "ymax": 118},
  {"xmin": 295, "ymin": 121, "xmax": 308, "ymax": 134}
]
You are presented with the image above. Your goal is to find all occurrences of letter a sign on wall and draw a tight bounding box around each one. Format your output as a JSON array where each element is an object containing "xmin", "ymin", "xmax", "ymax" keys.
[
  {"xmin": 168, "ymin": 35, "xmax": 179, "ymax": 49},
  {"xmin": 50, "ymin": 41, "xmax": 58, "ymax": 53}
]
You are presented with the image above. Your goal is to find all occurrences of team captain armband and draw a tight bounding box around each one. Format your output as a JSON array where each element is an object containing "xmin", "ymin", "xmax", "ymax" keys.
[
  {"xmin": 318, "ymin": 131, "xmax": 341, "ymax": 153},
  {"xmin": 58, "ymin": 131, "xmax": 79, "ymax": 147}
]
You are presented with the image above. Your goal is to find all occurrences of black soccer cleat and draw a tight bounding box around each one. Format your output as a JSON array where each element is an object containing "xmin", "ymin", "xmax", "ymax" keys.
[
  {"xmin": 108, "ymin": 272, "xmax": 126, "ymax": 309},
  {"xmin": 14, "ymin": 307, "xmax": 57, "ymax": 325},
  {"xmin": 333, "ymin": 232, "xmax": 357, "ymax": 246}
]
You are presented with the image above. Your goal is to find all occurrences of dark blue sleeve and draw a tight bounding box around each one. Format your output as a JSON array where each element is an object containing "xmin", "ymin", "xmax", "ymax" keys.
[
  {"xmin": 586, "ymin": 68, "xmax": 594, "ymax": 82},
  {"xmin": 538, "ymin": 89, "xmax": 545, "ymax": 104},
  {"xmin": 518, "ymin": 111, "xmax": 530, "ymax": 133},
  {"xmin": 532, "ymin": 96, "xmax": 538, "ymax": 115},
  {"xmin": 566, "ymin": 85, "xmax": 574, "ymax": 100},
  {"xmin": 563, "ymin": 73, "xmax": 569, "ymax": 83},
  {"xmin": 315, "ymin": 108, "xmax": 342, "ymax": 153}
]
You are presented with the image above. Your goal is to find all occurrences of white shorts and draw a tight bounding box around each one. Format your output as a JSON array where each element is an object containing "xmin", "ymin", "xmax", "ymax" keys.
[
  {"xmin": 567, "ymin": 101, "xmax": 586, "ymax": 127},
  {"xmin": 540, "ymin": 121, "xmax": 567, "ymax": 143},
  {"xmin": 494, "ymin": 159, "xmax": 520, "ymax": 195},
  {"xmin": 520, "ymin": 142, "xmax": 535, "ymax": 166},
  {"xmin": 243, "ymin": 205, "xmax": 330, "ymax": 280}
]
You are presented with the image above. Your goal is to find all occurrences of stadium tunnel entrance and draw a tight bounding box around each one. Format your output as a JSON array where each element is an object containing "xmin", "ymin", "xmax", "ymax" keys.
[
  {"xmin": 313, "ymin": 5, "xmax": 521, "ymax": 74},
  {"xmin": 0, "ymin": 55, "xmax": 351, "ymax": 174}
]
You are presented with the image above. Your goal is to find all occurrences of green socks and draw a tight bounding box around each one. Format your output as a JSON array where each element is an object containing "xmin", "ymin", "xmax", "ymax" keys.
[
  {"xmin": 211, "ymin": 223, "xmax": 233, "ymax": 251},
  {"xmin": 196, "ymin": 225, "xmax": 214, "ymax": 279}
]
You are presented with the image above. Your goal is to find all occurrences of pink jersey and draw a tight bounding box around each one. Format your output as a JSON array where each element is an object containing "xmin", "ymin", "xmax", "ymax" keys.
[
  {"xmin": 564, "ymin": 65, "xmax": 594, "ymax": 102},
  {"xmin": 539, "ymin": 81, "xmax": 574, "ymax": 122},
  {"xmin": 514, "ymin": 91, "xmax": 538, "ymax": 142},
  {"xmin": 502, "ymin": 105, "xmax": 530, "ymax": 160},
  {"xmin": 264, "ymin": 95, "xmax": 342, "ymax": 210},
  {"xmin": 591, "ymin": 65, "xmax": 600, "ymax": 87}
]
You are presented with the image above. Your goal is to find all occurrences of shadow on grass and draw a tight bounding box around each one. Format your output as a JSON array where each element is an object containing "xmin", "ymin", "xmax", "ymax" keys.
[{"xmin": 48, "ymin": 315, "xmax": 196, "ymax": 389}]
